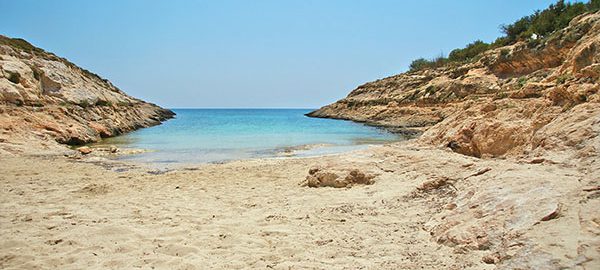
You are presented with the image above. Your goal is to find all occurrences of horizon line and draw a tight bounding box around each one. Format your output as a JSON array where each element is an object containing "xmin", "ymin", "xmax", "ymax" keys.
[{"xmin": 167, "ymin": 107, "xmax": 318, "ymax": 110}]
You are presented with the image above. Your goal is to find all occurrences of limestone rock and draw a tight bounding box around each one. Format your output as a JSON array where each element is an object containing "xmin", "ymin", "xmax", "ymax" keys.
[
  {"xmin": 307, "ymin": 11, "xmax": 600, "ymax": 158},
  {"xmin": 77, "ymin": 146, "xmax": 92, "ymax": 155},
  {"xmin": 300, "ymin": 167, "xmax": 376, "ymax": 188},
  {"xmin": 0, "ymin": 35, "xmax": 175, "ymax": 152}
]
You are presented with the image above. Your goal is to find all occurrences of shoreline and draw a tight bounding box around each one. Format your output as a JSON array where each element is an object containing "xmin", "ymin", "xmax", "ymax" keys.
[
  {"xmin": 305, "ymin": 111, "xmax": 426, "ymax": 137},
  {"xmin": 83, "ymin": 134, "xmax": 399, "ymax": 169},
  {"xmin": 74, "ymin": 141, "xmax": 389, "ymax": 171}
]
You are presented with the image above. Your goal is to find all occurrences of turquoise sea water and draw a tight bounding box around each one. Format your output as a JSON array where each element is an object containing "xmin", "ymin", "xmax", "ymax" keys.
[{"xmin": 99, "ymin": 109, "xmax": 401, "ymax": 164}]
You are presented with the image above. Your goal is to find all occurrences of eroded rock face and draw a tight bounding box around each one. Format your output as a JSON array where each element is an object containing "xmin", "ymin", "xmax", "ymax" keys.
[
  {"xmin": 308, "ymin": 11, "xmax": 600, "ymax": 158},
  {"xmin": 0, "ymin": 36, "xmax": 174, "ymax": 152}
]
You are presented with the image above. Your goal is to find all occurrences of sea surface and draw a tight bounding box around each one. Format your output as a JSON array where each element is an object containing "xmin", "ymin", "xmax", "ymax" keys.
[{"xmin": 98, "ymin": 109, "xmax": 402, "ymax": 165}]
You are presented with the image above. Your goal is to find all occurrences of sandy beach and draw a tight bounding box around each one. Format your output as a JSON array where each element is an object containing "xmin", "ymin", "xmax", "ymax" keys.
[
  {"xmin": 2, "ymin": 141, "xmax": 598, "ymax": 269},
  {"xmin": 2, "ymin": 3, "xmax": 600, "ymax": 269}
]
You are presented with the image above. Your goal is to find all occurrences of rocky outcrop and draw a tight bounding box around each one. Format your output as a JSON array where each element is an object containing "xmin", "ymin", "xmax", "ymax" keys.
[
  {"xmin": 300, "ymin": 166, "xmax": 376, "ymax": 188},
  {"xmin": 306, "ymin": 13, "xmax": 600, "ymax": 267},
  {"xmin": 0, "ymin": 36, "xmax": 174, "ymax": 153},
  {"xmin": 308, "ymin": 11, "xmax": 600, "ymax": 158}
]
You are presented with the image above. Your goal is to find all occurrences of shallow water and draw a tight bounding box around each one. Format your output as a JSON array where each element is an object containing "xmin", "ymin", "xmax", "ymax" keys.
[{"xmin": 97, "ymin": 109, "xmax": 402, "ymax": 164}]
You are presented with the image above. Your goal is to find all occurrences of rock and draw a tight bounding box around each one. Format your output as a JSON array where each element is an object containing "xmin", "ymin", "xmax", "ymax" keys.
[
  {"xmin": 480, "ymin": 102, "xmax": 497, "ymax": 113},
  {"xmin": 583, "ymin": 186, "xmax": 600, "ymax": 192},
  {"xmin": 413, "ymin": 177, "xmax": 458, "ymax": 198},
  {"xmin": 301, "ymin": 167, "xmax": 375, "ymax": 188},
  {"xmin": 465, "ymin": 167, "xmax": 492, "ymax": 179},
  {"xmin": 0, "ymin": 79, "xmax": 25, "ymax": 105},
  {"xmin": 304, "ymin": 171, "xmax": 345, "ymax": 188},
  {"xmin": 482, "ymin": 254, "xmax": 499, "ymax": 264},
  {"xmin": 344, "ymin": 169, "xmax": 374, "ymax": 185},
  {"xmin": 540, "ymin": 202, "xmax": 561, "ymax": 222},
  {"xmin": 305, "ymin": 12, "xmax": 600, "ymax": 159},
  {"xmin": 0, "ymin": 35, "xmax": 175, "ymax": 153},
  {"xmin": 445, "ymin": 203, "xmax": 457, "ymax": 210},
  {"xmin": 308, "ymin": 167, "xmax": 321, "ymax": 175},
  {"xmin": 529, "ymin": 158, "xmax": 545, "ymax": 164},
  {"xmin": 109, "ymin": 146, "xmax": 119, "ymax": 153},
  {"xmin": 77, "ymin": 146, "xmax": 92, "ymax": 155},
  {"xmin": 88, "ymin": 122, "xmax": 112, "ymax": 138}
]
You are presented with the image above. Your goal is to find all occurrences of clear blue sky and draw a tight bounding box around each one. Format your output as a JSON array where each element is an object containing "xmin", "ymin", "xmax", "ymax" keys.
[{"xmin": 1, "ymin": 0, "xmax": 559, "ymax": 108}]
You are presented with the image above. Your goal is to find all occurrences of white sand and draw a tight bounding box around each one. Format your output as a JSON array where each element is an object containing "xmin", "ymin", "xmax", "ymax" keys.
[{"xmin": 1, "ymin": 143, "xmax": 598, "ymax": 269}]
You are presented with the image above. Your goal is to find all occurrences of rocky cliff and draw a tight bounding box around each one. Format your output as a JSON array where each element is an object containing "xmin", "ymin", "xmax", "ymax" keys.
[
  {"xmin": 308, "ymin": 12, "xmax": 600, "ymax": 268},
  {"xmin": 309, "ymin": 11, "xmax": 600, "ymax": 159},
  {"xmin": 0, "ymin": 36, "xmax": 174, "ymax": 154}
]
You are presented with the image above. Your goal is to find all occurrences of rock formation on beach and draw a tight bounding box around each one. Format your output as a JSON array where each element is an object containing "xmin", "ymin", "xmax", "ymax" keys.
[
  {"xmin": 308, "ymin": 11, "xmax": 600, "ymax": 159},
  {"xmin": 306, "ymin": 10, "xmax": 600, "ymax": 268},
  {"xmin": 0, "ymin": 35, "xmax": 174, "ymax": 154}
]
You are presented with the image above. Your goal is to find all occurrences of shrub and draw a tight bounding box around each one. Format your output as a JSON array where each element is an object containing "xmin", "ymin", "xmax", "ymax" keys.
[
  {"xmin": 556, "ymin": 74, "xmax": 571, "ymax": 84},
  {"xmin": 501, "ymin": 0, "xmax": 592, "ymax": 43},
  {"xmin": 589, "ymin": 0, "xmax": 600, "ymax": 11},
  {"xmin": 409, "ymin": 54, "xmax": 448, "ymax": 72},
  {"xmin": 407, "ymin": 0, "xmax": 598, "ymax": 71},
  {"xmin": 116, "ymin": 101, "xmax": 131, "ymax": 106},
  {"xmin": 448, "ymin": 40, "xmax": 491, "ymax": 62},
  {"xmin": 78, "ymin": 100, "xmax": 91, "ymax": 108},
  {"xmin": 95, "ymin": 100, "xmax": 113, "ymax": 106},
  {"xmin": 518, "ymin": 77, "xmax": 528, "ymax": 88},
  {"xmin": 495, "ymin": 92, "xmax": 509, "ymax": 99},
  {"xmin": 0, "ymin": 36, "xmax": 44, "ymax": 53},
  {"xmin": 409, "ymin": 58, "xmax": 434, "ymax": 72},
  {"xmin": 425, "ymin": 85, "xmax": 437, "ymax": 95}
]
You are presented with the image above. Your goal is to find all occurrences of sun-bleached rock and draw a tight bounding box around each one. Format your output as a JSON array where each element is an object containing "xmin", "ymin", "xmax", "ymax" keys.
[
  {"xmin": 308, "ymin": 12, "xmax": 600, "ymax": 159},
  {"xmin": 0, "ymin": 35, "xmax": 174, "ymax": 152}
]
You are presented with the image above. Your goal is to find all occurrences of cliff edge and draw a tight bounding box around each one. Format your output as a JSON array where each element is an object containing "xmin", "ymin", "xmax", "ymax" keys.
[
  {"xmin": 308, "ymin": 11, "xmax": 600, "ymax": 159},
  {"xmin": 306, "ymin": 12, "xmax": 600, "ymax": 268},
  {"xmin": 0, "ymin": 36, "xmax": 174, "ymax": 154}
]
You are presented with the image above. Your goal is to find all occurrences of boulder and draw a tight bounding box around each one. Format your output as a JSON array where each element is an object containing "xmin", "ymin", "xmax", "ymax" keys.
[
  {"xmin": 77, "ymin": 146, "xmax": 92, "ymax": 155},
  {"xmin": 300, "ymin": 167, "xmax": 375, "ymax": 188}
]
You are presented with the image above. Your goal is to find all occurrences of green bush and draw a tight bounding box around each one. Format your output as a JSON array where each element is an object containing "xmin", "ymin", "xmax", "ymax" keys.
[
  {"xmin": 95, "ymin": 100, "xmax": 113, "ymax": 106},
  {"xmin": 425, "ymin": 85, "xmax": 437, "ymax": 95},
  {"xmin": 501, "ymin": 0, "xmax": 593, "ymax": 43},
  {"xmin": 409, "ymin": 54, "xmax": 448, "ymax": 72},
  {"xmin": 448, "ymin": 40, "xmax": 490, "ymax": 62},
  {"xmin": 78, "ymin": 100, "xmax": 91, "ymax": 108},
  {"xmin": 407, "ymin": 0, "xmax": 599, "ymax": 71},
  {"xmin": 518, "ymin": 77, "xmax": 528, "ymax": 88},
  {"xmin": 590, "ymin": 0, "xmax": 600, "ymax": 10},
  {"xmin": 556, "ymin": 74, "xmax": 571, "ymax": 84}
]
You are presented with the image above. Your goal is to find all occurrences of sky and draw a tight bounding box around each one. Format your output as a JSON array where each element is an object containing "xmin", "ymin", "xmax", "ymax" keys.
[{"xmin": 1, "ymin": 0, "xmax": 560, "ymax": 108}]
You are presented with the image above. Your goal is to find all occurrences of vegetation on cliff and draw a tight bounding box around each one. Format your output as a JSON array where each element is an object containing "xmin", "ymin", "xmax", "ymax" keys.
[
  {"xmin": 309, "ymin": 8, "xmax": 599, "ymax": 158},
  {"xmin": 409, "ymin": 0, "xmax": 600, "ymax": 72}
]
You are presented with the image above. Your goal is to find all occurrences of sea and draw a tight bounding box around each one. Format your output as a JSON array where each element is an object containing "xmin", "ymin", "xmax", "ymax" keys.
[{"xmin": 97, "ymin": 109, "xmax": 402, "ymax": 165}]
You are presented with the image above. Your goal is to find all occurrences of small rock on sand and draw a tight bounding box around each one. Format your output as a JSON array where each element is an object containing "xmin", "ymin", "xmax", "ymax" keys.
[
  {"xmin": 77, "ymin": 146, "xmax": 92, "ymax": 155},
  {"xmin": 301, "ymin": 167, "xmax": 375, "ymax": 188}
]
